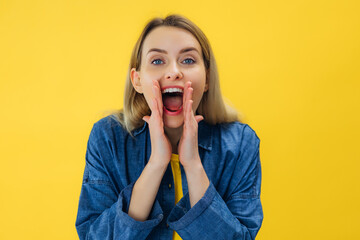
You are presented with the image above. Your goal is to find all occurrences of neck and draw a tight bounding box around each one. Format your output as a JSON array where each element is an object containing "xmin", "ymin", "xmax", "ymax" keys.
[{"xmin": 164, "ymin": 125, "xmax": 183, "ymax": 154}]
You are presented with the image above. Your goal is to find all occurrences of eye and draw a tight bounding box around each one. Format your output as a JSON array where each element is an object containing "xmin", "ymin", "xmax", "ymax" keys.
[
  {"xmin": 151, "ymin": 59, "xmax": 164, "ymax": 65},
  {"xmin": 182, "ymin": 58, "xmax": 195, "ymax": 64}
]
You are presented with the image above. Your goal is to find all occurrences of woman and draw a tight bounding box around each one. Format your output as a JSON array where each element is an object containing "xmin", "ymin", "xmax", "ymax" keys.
[{"xmin": 75, "ymin": 14, "xmax": 263, "ymax": 239}]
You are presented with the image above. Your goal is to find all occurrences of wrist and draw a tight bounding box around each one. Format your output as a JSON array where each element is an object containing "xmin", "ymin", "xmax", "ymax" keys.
[
  {"xmin": 183, "ymin": 160, "xmax": 210, "ymax": 208},
  {"xmin": 148, "ymin": 155, "xmax": 169, "ymax": 171},
  {"xmin": 183, "ymin": 158, "xmax": 203, "ymax": 174}
]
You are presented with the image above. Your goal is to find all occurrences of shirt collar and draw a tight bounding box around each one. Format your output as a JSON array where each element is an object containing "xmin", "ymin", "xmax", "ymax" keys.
[
  {"xmin": 132, "ymin": 120, "xmax": 213, "ymax": 151},
  {"xmin": 132, "ymin": 122, "xmax": 148, "ymax": 137},
  {"xmin": 197, "ymin": 120, "xmax": 213, "ymax": 151}
]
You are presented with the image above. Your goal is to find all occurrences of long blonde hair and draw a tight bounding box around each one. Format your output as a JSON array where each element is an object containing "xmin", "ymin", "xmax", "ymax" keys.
[{"xmin": 110, "ymin": 14, "xmax": 239, "ymax": 134}]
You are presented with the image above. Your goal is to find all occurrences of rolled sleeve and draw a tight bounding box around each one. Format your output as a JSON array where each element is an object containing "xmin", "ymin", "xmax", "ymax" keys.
[
  {"xmin": 76, "ymin": 180, "xmax": 163, "ymax": 240},
  {"xmin": 167, "ymin": 181, "xmax": 262, "ymax": 239},
  {"xmin": 117, "ymin": 181, "xmax": 164, "ymax": 230},
  {"xmin": 166, "ymin": 181, "xmax": 216, "ymax": 230},
  {"xmin": 167, "ymin": 182, "xmax": 262, "ymax": 240}
]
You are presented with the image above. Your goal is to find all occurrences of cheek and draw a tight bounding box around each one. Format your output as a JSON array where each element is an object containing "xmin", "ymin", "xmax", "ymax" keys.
[
  {"xmin": 140, "ymin": 72, "xmax": 163, "ymax": 91},
  {"xmin": 191, "ymin": 87, "xmax": 206, "ymax": 111},
  {"xmin": 141, "ymin": 67, "xmax": 163, "ymax": 79},
  {"xmin": 188, "ymin": 67, "xmax": 206, "ymax": 83},
  {"xmin": 139, "ymin": 76, "xmax": 162, "ymax": 110},
  {"xmin": 189, "ymin": 71, "xmax": 206, "ymax": 94},
  {"xmin": 190, "ymin": 80, "xmax": 207, "ymax": 109},
  {"xmin": 195, "ymin": 89, "xmax": 205, "ymax": 102},
  {"xmin": 138, "ymin": 80, "xmax": 154, "ymax": 108}
]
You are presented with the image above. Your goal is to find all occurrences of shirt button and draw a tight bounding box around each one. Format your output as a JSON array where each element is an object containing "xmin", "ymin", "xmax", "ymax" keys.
[
  {"xmin": 166, "ymin": 223, "xmax": 169, "ymax": 228},
  {"xmin": 168, "ymin": 184, "xmax": 172, "ymax": 188}
]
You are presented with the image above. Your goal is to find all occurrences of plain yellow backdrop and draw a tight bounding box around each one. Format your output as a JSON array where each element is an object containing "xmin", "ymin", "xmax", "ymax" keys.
[{"xmin": 1, "ymin": 0, "xmax": 359, "ymax": 239}]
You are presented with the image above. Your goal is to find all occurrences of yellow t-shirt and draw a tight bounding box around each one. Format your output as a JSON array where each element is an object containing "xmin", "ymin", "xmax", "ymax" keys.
[{"xmin": 170, "ymin": 154, "xmax": 183, "ymax": 240}]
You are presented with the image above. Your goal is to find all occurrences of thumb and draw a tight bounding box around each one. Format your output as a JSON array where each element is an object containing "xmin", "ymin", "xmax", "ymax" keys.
[
  {"xmin": 194, "ymin": 115, "xmax": 204, "ymax": 124},
  {"xmin": 142, "ymin": 116, "xmax": 150, "ymax": 123}
]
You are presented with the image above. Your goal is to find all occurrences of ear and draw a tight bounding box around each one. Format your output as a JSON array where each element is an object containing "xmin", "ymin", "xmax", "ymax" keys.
[
  {"xmin": 204, "ymin": 80, "xmax": 209, "ymax": 92},
  {"xmin": 130, "ymin": 68, "xmax": 143, "ymax": 93},
  {"xmin": 204, "ymin": 70, "xmax": 209, "ymax": 92}
]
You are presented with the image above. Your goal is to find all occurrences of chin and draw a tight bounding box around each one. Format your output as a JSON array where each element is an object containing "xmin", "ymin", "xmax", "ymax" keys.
[{"xmin": 163, "ymin": 115, "xmax": 184, "ymax": 129}]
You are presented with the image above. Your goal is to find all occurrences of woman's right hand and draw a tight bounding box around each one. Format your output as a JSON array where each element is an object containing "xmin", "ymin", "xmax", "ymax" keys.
[{"xmin": 142, "ymin": 80, "xmax": 172, "ymax": 168}]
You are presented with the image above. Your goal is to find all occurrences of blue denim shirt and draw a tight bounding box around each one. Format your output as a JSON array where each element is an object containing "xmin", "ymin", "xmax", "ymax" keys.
[{"xmin": 75, "ymin": 115, "xmax": 263, "ymax": 239}]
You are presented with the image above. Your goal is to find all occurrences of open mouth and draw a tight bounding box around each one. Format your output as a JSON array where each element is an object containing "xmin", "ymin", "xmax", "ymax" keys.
[{"xmin": 161, "ymin": 87, "xmax": 183, "ymax": 113}]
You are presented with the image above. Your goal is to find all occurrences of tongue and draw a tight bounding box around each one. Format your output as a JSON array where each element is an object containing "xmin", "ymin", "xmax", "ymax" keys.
[{"xmin": 163, "ymin": 95, "xmax": 182, "ymax": 111}]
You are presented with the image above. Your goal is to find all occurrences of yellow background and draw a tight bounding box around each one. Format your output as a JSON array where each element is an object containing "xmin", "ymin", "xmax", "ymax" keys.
[{"xmin": 1, "ymin": 0, "xmax": 359, "ymax": 239}]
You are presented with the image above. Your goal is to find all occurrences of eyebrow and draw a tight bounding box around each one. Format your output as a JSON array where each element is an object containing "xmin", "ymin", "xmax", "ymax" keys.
[{"xmin": 146, "ymin": 47, "xmax": 199, "ymax": 55}]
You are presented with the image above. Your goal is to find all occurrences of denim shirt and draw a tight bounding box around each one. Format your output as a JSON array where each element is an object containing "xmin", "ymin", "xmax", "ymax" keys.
[{"xmin": 75, "ymin": 115, "xmax": 263, "ymax": 240}]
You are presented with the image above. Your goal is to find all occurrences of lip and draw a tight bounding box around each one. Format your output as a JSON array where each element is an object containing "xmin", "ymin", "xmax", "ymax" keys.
[{"xmin": 163, "ymin": 106, "xmax": 183, "ymax": 116}]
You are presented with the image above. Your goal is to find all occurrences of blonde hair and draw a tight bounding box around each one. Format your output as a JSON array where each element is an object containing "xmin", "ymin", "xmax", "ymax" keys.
[{"xmin": 110, "ymin": 14, "xmax": 239, "ymax": 134}]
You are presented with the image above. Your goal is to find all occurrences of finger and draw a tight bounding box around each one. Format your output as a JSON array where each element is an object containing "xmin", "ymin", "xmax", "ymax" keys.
[
  {"xmin": 183, "ymin": 85, "xmax": 194, "ymax": 125},
  {"xmin": 188, "ymin": 87, "xmax": 193, "ymax": 102},
  {"xmin": 185, "ymin": 100, "xmax": 193, "ymax": 126},
  {"xmin": 188, "ymin": 99, "xmax": 193, "ymax": 115},
  {"xmin": 151, "ymin": 98, "xmax": 159, "ymax": 118},
  {"xmin": 151, "ymin": 81, "xmax": 159, "ymax": 114},
  {"xmin": 183, "ymin": 84, "xmax": 188, "ymax": 120},
  {"xmin": 187, "ymin": 87, "xmax": 194, "ymax": 115},
  {"xmin": 183, "ymin": 81, "xmax": 191, "ymax": 113},
  {"xmin": 156, "ymin": 81, "xmax": 164, "ymax": 117},
  {"xmin": 142, "ymin": 115, "xmax": 150, "ymax": 123},
  {"xmin": 182, "ymin": 82, "xmax": 187, "ymax": 113},
  {"xmin": 151, "ymin": 85, "xmax": 157, "ymax": 111},
  {"xmin": 195, "ymin": 115, "xmax": 204, "ymax": 123},
  {"xmin": 153, "ymin": 80, "xmax": 163, "ymax": 117}
]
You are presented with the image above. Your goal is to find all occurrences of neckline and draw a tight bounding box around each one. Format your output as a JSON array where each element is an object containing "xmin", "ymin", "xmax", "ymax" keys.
[{"xmin": 170, "ymin": 154, "xmax": 179, "ymax": 162}]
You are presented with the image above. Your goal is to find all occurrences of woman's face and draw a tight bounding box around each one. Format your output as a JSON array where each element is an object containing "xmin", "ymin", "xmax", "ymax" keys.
[{"xmin": 131, "ymin": 26, "xmax": 208, "ymax": 129}]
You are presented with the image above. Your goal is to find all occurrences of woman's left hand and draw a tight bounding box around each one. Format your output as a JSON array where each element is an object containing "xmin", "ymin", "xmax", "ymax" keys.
[{"xmin": 178, "ymin": 81, "xmax": 204, "ymax": 169}]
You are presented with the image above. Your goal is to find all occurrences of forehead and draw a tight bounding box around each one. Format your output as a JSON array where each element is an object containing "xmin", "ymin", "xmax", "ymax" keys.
[{"xmin": 142, "ymin": 26, "xmax": 201, "ymax": 54}]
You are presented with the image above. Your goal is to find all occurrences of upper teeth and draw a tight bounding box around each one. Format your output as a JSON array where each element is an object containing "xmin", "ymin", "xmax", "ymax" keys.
[{"xmin": 162, "ymin": 88, "xmax": 183, "ymax": 94}]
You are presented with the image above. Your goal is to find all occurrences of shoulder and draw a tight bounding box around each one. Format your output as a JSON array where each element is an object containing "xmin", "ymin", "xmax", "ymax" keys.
[
  {"xmin": 92, "ymin": 115, "xmax": 123, "ymax": 132},
  {"xmin": 216, "ymin": 121, "xmax": 260, "ymax": 147},
  {"xmin": 89, "ymin": 114, "xmax": 149, "ymax": 148},
  {"xmin": 89, "ymin": 115, "xmax": 130, "ymax": 144}
]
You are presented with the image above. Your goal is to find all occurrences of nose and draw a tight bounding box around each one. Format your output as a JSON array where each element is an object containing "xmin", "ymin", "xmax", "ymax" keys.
[{"xmin": 165, "ymin": 62, "xmax": 183, "ymax": 80}]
